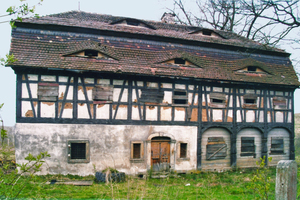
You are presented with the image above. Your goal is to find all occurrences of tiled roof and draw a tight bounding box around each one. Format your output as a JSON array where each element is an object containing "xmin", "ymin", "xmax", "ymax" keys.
[{"xmin": 8, "ymin": 11, "xmax": 300, "ymax": 87}]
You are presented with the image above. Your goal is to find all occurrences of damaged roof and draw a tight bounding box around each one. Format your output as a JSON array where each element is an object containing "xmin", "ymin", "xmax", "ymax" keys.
[{"xmin": 8, "ymin": 11, "xmax": 300, "ymax": 87}]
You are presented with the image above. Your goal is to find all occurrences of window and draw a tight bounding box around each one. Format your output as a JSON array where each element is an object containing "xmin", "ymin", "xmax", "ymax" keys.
[
  {"xmin": 241, "ymin": 137, "xmax": 255, "ymax": 157},
  {"xmin": 68, "ymin": 140, "xmax": 90, "ymax": 163},
  {"xmin": 84, "ymin": 50, "xmax": 98, "ymax": 57},
  {"xmin": 273, "ymin": 97, "xmax": 287, "ymax": 109},
  {"xmin": 174, "ymin": 58, "xmax": 186, "ymax": 65},
  {"xmin": 140, "ymin": 88, "xmax": 164, "ymax": 103},
  {"xmin": 270, "ymin": 137, "xmax": 284, "ymax": 154},
  {"xmin": 243, "ymin": 94, "xmax": 257, "ymax": 108},
  {"xmin": 202, "ymin": 30, "xmax": 212, "ymax": 36},
  {"xmin": 130, "ymin": 141, "xmax": 144, "ymax": 162},
  {"xmin": 38, "ymin": 82, "xmax": 59, "ymax": 101},
  {"xmin": 173, "ymin": 90, "xmax": 188, "ymax": 106},
  {"xmin": 247, "ymin": 66, "xmax": 257, "ymax": 72},
  {"xmin": 206, "ymin": 137, "xmax": 227, "ymax": 160},
  {"xmin": 92, "ymin": 84, "xmax": 113, "ymax": 103},
  {"xmin": 210, "ymin": 93, "xmax": 227, "ymax": 108},
  {"xmin": 180, "ymin": 143, "xmax": 187, "ymax": 158}
]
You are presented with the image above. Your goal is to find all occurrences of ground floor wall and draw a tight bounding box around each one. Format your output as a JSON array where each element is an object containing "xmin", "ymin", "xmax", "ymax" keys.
[
  {"xmin": 14, "ymin": 123, "xmax": 293, "ymax": 175},
  {"xmin": 14, "ymin": 123, "xmax": 197, "ymax": 176}
]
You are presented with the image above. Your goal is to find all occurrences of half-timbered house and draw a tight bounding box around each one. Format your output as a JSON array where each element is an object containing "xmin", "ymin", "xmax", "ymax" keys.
[{"xmin": 8, "ymin": 11, "xmax": 299, "ymax": 175}]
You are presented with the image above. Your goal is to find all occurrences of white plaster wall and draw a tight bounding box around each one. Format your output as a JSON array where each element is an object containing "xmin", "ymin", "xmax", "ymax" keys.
[{"xmin": 14, "ymin": 124, "xmax": 197, "ymax": 176}]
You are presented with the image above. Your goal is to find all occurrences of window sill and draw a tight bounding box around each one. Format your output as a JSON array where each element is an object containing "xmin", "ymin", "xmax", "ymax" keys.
[
  {"xmin": 68, "ymin": 159, "xmax": 90, "ymax": 163},
  {"xmin": 177, "ymin": 157, "xmax": 190, "ymax": 161},
  {"xmin": 130, "ymin": 159, "xmax": 144, "ymax": 163}
]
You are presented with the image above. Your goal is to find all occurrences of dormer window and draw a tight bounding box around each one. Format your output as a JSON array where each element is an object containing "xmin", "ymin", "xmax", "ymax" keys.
[
  {"xmin": 126, "ymin": 19, "xmax": 139, "ymax": 26},
  {"xmin": 174, "ymin": 58, "xmax": 186, "ymax": 65},
  {"xmin": 247, "ymin": 66, "xmax": 257, "ymax": 72},
  {"xmin": 110, "ymin": 18, "xmax": 156, "ymax": 30},
  {"xmin": 237, "ymin": 66, "xmax": 268, "ymax": 74},
  {"xmin": 85, "ymin": 50, "xmax": 98, "ymax": 57},
  {"xmin": 202, "ymin": 30, "xmax": 212, "ymax": 36},
  {"xmin": 189, "ymin": 29, "xmax": 224, "ymax": 38},
  {"xmin": 162, "ymin": 58, "xmax": 199, "ymax": 67},
  {"xmin": 64, "ymin": 50, "xmax": 116, "ymax": 60}
]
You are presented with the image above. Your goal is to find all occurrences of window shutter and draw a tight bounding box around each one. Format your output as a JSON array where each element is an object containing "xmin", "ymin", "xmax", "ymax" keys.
[
  {"xmin": 140, "ymin": 89, "xmax": 164, "ymax": 103},
  {"xmin": 92, "ymin": 85, "xmax": 113, "ymax": 102},
  {"xmin": 38, "ymin": 82, "xmax": 59, "ymax": 101}
]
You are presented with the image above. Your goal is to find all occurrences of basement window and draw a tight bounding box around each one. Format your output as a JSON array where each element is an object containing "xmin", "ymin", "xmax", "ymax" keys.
[
  {"xmin": 130, "ymin": 141, "xmax": 144, "ymax": 162},
  {"xmin": 270, "ymin": 137, "xmax": 284, "ymax": 155},
  {"xmin": 173, "ymin": 90, "xmax": 188, "ymax": 106},
  {"xmin": 243, "ymin": 94, "xmax": 257, "ymax": 109},
  {"xmin": 140, "ymin": 88, "xmax": 164, "ymax": 103},
  {"xmin": 38, "ymin": 82, "xmax": 59, "ymax": 102},
  {"xmin": 68, "ymin": 140, "xmax": 90, "ymax": 163},
  {"xmin": 241, "ymin": 137, "xmax": 255, "ymax": 157},
  {"xmin": 92, "ymin": 84, "xmax": 113, "ymax": 103},
  {"xmin": 273, "ymin": 97, "xmax": 287, "ymax": 110},
  {"xmin": 180, "ymin": 143, "xmax": 187, "ymax": 158},
  {"xmin": 210, "ymin": 93, "xmax": 227, "ymax": 108}
]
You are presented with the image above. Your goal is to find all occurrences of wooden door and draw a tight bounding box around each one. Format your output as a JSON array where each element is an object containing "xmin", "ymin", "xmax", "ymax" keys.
[{"xmin": 151, "ymin": 137, "xmax": 170, "ymax": 172}]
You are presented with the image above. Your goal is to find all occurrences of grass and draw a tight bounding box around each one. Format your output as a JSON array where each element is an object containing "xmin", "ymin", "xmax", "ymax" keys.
[{"xmin": 1, "ymin": 167, "xmax": 282, "ymax": 199}]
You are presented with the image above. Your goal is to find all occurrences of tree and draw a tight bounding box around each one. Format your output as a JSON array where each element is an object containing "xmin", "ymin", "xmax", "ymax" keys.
[
  {"xmin": 0, "ymin": 0, "xmax": 44, "ymax": 66},
  {"xmin": 168, "ymin": 0, "xmax": 300, "ymax": 73}
]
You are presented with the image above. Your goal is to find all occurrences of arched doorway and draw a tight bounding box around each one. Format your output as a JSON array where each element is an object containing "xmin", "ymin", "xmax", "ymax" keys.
[{"xmin": 151, "ymin": 136, "xmax": 171, "ymax": 172}]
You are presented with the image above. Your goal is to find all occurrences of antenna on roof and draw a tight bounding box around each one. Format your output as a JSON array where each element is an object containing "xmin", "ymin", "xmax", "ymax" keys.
[{"xmin": 78, "ymin": 1, "xmax": 80, "ymax": 11}]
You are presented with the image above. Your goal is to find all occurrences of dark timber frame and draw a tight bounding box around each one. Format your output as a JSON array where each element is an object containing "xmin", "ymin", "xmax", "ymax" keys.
[{"xmin": 15, "ymin": 68, "xmax": 296, "ymax": 168}]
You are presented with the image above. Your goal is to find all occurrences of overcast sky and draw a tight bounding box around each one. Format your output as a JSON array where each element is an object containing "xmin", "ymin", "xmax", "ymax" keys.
[{"xmin": 0, "ymin": 0, "xmax": 299, "ymax": 126}]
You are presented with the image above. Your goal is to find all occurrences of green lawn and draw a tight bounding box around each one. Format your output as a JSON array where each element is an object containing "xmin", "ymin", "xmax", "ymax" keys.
[{"xmin": 1, "ymin": 167, "xmax": 288, "ymax": 199}]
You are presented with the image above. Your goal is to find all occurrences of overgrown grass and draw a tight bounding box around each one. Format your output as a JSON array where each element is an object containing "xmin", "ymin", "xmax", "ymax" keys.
[{"xmin": 0, "ymin": 168, "xmax": 282, "ymax": 199}]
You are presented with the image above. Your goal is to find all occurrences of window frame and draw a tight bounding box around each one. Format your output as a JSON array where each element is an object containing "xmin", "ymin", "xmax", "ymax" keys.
[
  {"xmin": 210, "ymin": 93, "xmax": 227, "ymax": 108},
  {"xmin": 240, "ymin": 137, "xmax": 256, "ymax": 157},
  {"xmin": 270, "ymin": 137, "xmax": 285, "ymax": 155},
  {"xmin": 37, "ymin": 82, "xmax": 59, "ymax": 102},
  {"xmin": 273, "ymin": 96, "xmax": 287, "ymax": 110},
  {"xmin": 172, "ymin": 89, "xmax": 188, "ymax": 106},
  {"xmin": 140, "ymin": 88, "xmax": 164, "ymax": 104},
  {"xmin": 67, "ymin": 140, "xmax": 90, "ymax": 163},
  {"xmin": 177, "ymin": 142, "xmax": 190, "ymax": 161},
  {"xmin": 92, "ymin": 84, "xmax": 114, "ymax": 104},
  {"xmin": 243, "ymin": 94, "xmax": 258, "ymax": 109},
  {"xmin": 130, "ymin": 141, "xmax": 144, "ymax": 162}
]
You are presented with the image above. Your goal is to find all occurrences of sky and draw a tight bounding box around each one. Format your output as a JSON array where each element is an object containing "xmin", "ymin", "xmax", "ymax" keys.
[{"xmin": 0, "ymin": 0, "xmax": 299, "ymax": 126}]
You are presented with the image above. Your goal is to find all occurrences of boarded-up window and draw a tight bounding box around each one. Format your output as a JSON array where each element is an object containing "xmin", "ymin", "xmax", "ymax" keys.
[
  {"xmin": 180, "ymin": 143, "xmax": 187, "ymax": 158},
  {"xmin": 38, "ymin": 82, "xmax": 59, "ymax": 101},
  {"xmin": 241, "ymin": 137, "xmax": 255, "ymax": 157},
  {"xmin": 273, "ymin": 97, "xmax": 287, "ymax": 109},
  {"xmin": 243, "ymin": 94, "xmax": 257, "ymax": 109},
  {"xmin": 210, "ymin": 93, "xmax": 227, "ymax": 108},
  {"xmin": 92, "ymin": 85, "xmax": 113, "ymax": 102},
  {"xmin": 140, "ymin": 89, "xmax": 164, "ymax": 103},
  {"xmin": 270, "ymin": 137, "xmax": 284, "ymax": 154},
  {"xmin": 206, "ymin": 137, "xmax": 227, "ymax": 160},
  {"xmin": 173, "ymin": 90, "xmax": 188, "ymax": 106},
  {"xmin": 68, "ymin": 140, "xmax": 90, "ymax": 163},
  {"xmin": 130, "ymin": 141, "xmax": 144, "ymax": 161}
]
